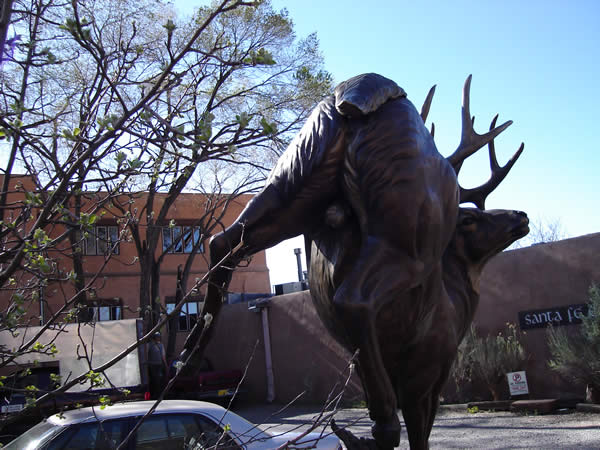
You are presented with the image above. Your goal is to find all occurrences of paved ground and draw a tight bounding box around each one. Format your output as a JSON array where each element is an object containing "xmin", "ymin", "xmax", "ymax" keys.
[{"xmin": 234, "ymin": 403, "xmax": 600, "ymax": 449}]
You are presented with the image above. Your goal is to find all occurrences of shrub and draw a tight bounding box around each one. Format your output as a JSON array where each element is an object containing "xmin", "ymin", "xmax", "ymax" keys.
[
  {"xmin": 547, "ymin": 284, "xmax": 600, "ymax": 402},
  {"xmin": 451, "ymin": 323, "xmax": 527, "ymax": 401}
]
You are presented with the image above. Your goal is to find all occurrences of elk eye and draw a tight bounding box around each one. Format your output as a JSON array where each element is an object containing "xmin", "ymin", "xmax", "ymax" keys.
[{"xmin": 461, "ymin": 217, "xmax": 475, "ymax": 226}]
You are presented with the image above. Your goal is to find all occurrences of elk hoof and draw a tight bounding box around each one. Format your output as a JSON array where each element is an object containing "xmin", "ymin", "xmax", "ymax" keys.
[
  {"xmin": 331, "ymin": 420, "xmax": 380, "ymax": 450},
  {"xmin": 372, "ymin": 415, "xmax": 401, "ymax": 449}
]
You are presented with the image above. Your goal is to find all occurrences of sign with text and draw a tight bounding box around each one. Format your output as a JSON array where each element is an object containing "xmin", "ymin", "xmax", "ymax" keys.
[
  {"xmin": 518, "ymin": 303, "xmax": 592, "ymax": 330},
  {"xmin": 507, "ymin": 371, "xmax": 529, "ymax": 396}
]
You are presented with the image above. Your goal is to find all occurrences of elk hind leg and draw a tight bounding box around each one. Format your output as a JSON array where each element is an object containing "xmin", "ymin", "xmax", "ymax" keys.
[{"xmin": 338, "ymin": 304, "xmax": 401, "ymax": 449}]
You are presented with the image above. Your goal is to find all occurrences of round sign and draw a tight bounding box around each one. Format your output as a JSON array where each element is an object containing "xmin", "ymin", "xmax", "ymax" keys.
[{"xmin": 512, "ymin": 373, "xmax": 521, "ymax": 382}]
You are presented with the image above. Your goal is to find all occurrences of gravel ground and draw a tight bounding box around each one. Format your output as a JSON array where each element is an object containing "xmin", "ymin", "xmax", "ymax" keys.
[{"xmin": 234, "ymin": 403, "xmax": 600, "ymax": 449}]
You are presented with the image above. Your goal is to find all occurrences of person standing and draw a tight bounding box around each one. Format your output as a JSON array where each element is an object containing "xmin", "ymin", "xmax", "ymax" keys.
[{"xmin": 147, "ymin": 332, "xmax": 168, "ymax": 399}]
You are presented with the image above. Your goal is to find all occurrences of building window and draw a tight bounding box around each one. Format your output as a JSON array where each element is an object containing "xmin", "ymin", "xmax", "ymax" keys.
[
  {"xmin": 86, "ymin": 302, "xmax": 122, "ymax": 322},
  {"xmin": 166, "ymin": 301, "xmax": 202, "ymax": 331},
  {"xmin": 84, "ymin": 225, "xmax": 120, "ymax": 255},
  {"xmin": 162, "ymin": 225, "xmax": 204, "ymax": 254}
]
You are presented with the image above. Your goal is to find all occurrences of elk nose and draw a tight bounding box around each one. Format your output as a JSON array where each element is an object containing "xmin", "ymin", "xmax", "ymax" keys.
[{"xmin": 514, "ymin": 210, "xmax": 529, "ymax": 225}]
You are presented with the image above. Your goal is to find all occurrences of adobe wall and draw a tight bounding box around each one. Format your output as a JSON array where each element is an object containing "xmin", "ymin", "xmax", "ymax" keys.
[
  {"xmin": 473, "ymin": 232, "xmax": 600, "ymax": 400},
  {"xmin": 203, "ymin": 292, "xmax": 364, "ymax": 405},
  {"xmin": 202, "ymin": 233, "xmax": 600, "ymax": 404}
]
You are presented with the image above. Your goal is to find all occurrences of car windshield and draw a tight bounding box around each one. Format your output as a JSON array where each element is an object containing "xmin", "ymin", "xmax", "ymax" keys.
[{"xmin": 4, "ymin": 420, "xmax": 65, "ymax": 450}]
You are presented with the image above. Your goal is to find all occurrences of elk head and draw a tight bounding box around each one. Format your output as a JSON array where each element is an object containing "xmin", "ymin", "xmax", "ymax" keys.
[{"xmin": 452, "ymin": 207, "xmax": 529, "ymax": 270}]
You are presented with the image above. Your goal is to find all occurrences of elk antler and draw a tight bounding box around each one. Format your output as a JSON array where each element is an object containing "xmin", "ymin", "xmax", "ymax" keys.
[
  {"xmin": 446, "ymin": 75, "xmax": 513, "ymax": 174},
  {"xmin": 420, "ymin": 85, "xmax": 437, "ymax": 137},
  {"xmin": 420, "ymin": 85, "xmax": 436, "ymax": 123},
  {"xmin": 459, "ymin": 115, "xmax": 524, "ymax": 209},
  {"xmin": 445, "ymin": 75, "xmax": 524, "ymax": 209}
]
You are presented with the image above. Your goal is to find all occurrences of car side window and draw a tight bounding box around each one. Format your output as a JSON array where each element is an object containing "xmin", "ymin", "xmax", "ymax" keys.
[
  {"xmin": 45, "ymin": 419, "xmax": 126, "ymax": 449},
  {"xmin": 132, "ymin": 413, "xmax": 239, "ymax": 450},
  {"xmin": 134, "ymin": 416, "xmax": 169, "ymax": 450},
  {"xmin": 97, "ymin": 419, "xmax": 128, "ymax": 448},
  {"xmin": 166, "ymin": 414, "xmax": 200, "ymax": 448},
  {"xmin": 191, "ymin": 415, "xmax": 241, "ymax": 450}
]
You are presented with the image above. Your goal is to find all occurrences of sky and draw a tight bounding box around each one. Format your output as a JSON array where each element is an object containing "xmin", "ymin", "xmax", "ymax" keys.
[{"xmin": 180, "ymin": 1, "xmax": 600, "ymax": 287}]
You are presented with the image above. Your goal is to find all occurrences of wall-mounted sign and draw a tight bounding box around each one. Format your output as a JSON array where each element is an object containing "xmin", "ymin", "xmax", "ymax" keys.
[
  {"xmin": 518, "ymin": 303, "xmax": 591, "ymax": 330},
  {"xmin": 507, "ymin": 371, "xmax": 529, "ymax": 396}
]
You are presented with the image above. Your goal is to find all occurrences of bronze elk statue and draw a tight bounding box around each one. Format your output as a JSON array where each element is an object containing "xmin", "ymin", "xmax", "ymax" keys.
[{"xmin": 180, "ymin": 73, "xmax": 529, "ymax": 449}]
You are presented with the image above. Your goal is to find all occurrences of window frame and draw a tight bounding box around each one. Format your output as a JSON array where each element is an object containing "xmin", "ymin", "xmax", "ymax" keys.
[
  {"xmin": 85, "ymin": 299, "xmax": 123, "ymax": 322},
  {"xmin": 166, "ymin": 300, "xmax": 203, "ymax": 332},
  {"xmin": 83, "ymin": 225, "xmax": 120, "ymax": 256},
  {"xmin": 162, "ymin": 225, "xmax": 204, "ymax": 254}
]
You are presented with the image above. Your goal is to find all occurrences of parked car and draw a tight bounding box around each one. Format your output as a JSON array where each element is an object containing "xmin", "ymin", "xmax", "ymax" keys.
[
  {"xmin": 4, "ymin": 400, "xmax": 342, "ymax": 449},
  {"xmin": 167, "ymin": 358, "xmax": 244, "ymax": 406}
]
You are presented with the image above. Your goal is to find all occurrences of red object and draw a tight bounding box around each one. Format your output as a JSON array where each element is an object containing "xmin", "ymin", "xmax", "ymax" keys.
[{"xmin": 144, "ymin": 391, "xmax": 151, "ymax": 401}]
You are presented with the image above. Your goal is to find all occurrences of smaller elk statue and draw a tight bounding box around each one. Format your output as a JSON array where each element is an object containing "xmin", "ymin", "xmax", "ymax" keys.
[{"xmin": 180, "ymin": 74, "xmax": 529, "ymax": 450}]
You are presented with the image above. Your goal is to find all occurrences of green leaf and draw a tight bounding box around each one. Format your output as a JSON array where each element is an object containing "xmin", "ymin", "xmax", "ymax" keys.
[
  {"xmin": 235, "ymin": 112, "xmax": 250, "ymax": 130},
  {"xmin": 163, "ymin": 19, "xmax": 176, "ymax": 33},
  {"xmin": 115, "ymin": 152, "xmax": 126, "ymax": 167},
  {"xmin": 33, "ymin": 228, "xmax": 50, "ymax": 245},
  {"xmin": 197, "ymin": 112, "xmax": 214, "ymax": 142},
  {"xmin": 244, "ymin": 48, "xmax": 276, "ymax": 66},
  {"xmin": 260, "ymin": 117, "xmax": 277, "ymax": 136},
  {"xmin": 62, "ymin": 129, "xmax": 74, "ymax": 140},
  {"xmin": 25, "ymin": 192, "xmax": 43, "ymax": 206},
  {"xmin": 128, "ymin": 159, "xmax": 142, "ymax": 170}
]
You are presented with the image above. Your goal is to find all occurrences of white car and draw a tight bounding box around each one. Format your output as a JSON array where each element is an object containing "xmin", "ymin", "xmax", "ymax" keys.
[{"xmin": 4, "ymin": 400, "xmax": 342, "ymax": 449}]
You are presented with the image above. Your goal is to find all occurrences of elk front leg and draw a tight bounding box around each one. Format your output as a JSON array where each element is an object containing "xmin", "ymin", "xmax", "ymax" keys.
[
  {"xmin": 180, "ymin": 222, "xmax": 245, "ymax": 368},
  {"xmin": 180, "ymin": 183, "xmax": 337, "ymax": 369}
]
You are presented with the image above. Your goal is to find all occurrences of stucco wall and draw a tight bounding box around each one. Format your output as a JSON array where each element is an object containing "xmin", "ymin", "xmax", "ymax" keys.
[
  {"xmin": 474, "ymin": 232, "xmax": 600, "ymax": 399},
  {"xmin": 204, "ymin": 292, "xmax": 364, "ymax": 405}
]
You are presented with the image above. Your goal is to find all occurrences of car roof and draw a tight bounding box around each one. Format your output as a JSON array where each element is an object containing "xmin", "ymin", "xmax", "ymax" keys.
[{"xmin": 46, "ymin": 400, "xmax": 233, "ymax": 426}]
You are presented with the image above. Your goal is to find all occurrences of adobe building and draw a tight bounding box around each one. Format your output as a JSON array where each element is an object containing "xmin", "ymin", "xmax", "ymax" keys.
[{"xmin": 0, "ymin": 175, "xmax": 271, "ymax": 354}]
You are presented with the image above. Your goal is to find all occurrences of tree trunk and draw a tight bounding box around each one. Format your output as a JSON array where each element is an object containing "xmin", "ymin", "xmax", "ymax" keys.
[
  {"xmin": 0, "ymin": 0, "xmax": 15, "ymax": 68},
  {"xmin": 150, "ymin": 259, "xmax": 161, "ymax": 327},
  {"xmin": 139, "ymin": 243, "xmax": 153, "ymax": 331},
  {"xmin": 69, "ymin": 193, "xmax": 87, "ymax": 322},
  {"xmin": 166, "ymin": 266, "xmax": 182, "ymax": 360}
]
